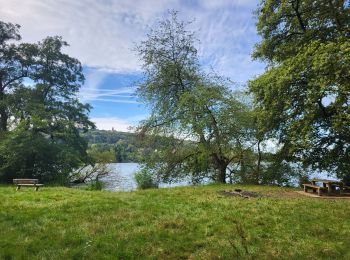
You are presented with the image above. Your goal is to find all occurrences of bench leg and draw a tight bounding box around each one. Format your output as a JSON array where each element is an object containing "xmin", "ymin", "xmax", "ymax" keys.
[
  {"xmin": 318, "ymin": 188, "xmax": 321, "ymax": 196},
  {"xmin": 35, "ymin": 186, "xmax": 39, "ymax": 191},
  {"xmin": 16, "ymin": 186, "xmax": 20, "ymax": 191}
]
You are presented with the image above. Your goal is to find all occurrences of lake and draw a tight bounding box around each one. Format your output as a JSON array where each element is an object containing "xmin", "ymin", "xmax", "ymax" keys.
[
  {"xmin": 99, "ymin": 163, "xmax": 192, "ymax": 192},
  {"xmin": 99, "ymin": 163, "xmax": 336, "ymax": 192}
]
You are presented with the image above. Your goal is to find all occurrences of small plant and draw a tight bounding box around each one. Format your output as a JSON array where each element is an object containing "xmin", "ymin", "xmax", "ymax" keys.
[
  {"xmin": 134, "ymin": 168, "xmax": 159, "ymax": 190},
  {"xmin": 227, "ymin": 221, "xmax": 251, "ymax": 258},
  {"xmin": 86, "ymin": 180, "xmax": 104, "ymax": 191}
]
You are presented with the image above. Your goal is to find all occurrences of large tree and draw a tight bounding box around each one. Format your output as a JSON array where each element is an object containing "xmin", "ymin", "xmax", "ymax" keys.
[
  {"xmin": 249, "ymin": 0, "xmax": 350, "ymax": 182},
  {"xmin": 136, "ymin": 12, "xmax": 255, "ymax": 183},
  {"xmin": 0, "ymin": 21, "xmax": 94, "ymax": 183}
]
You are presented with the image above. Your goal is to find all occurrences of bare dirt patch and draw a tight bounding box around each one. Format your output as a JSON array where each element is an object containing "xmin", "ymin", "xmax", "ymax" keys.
[{"xmin": 218, "ymin": 189, "xmax": 262, "ymax": 198}]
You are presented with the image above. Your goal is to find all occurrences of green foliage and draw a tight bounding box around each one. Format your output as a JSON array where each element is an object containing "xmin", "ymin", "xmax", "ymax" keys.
[
  {"xmin": 81, "ymin": 130, "xmax": 142, "ymax": 163},
  {"xmin": 0, "ymin": 21, "xmax": 94, "ymax": 183},
  {"xmin": 0, "ymin": 127, "xmax": 87, "ymax": 184},
  {"xmin": 87, "ymin": 144, "xmax": 116, "ymax": 163},
  {"xmin": 82, "ymin": 129, "xmax": 134, "ymax": 144},
  {"xmin": 134, "ymin": 168, "xmax": 159, "ymax": 189},
  {"xmin": 298, "ymin": 174, "xmax": 311, "ymax": 188},
  {"xmin": 1, "ymin": 185, "xmax": 350, "ymax": 258},
  {"xmin": 136, "ymin": 11, "xmax": 256, "ymax": 183},
  {"xmin": 85, "ymin": 180, "xmax": 104, "ymax": 191},
  {"xmin": 115, "ymin": 139, "xmax": 138, "ymax": 162},
  {"xmin": 249, "ymin": 0, "xmax": 350, "ymax": 182}
]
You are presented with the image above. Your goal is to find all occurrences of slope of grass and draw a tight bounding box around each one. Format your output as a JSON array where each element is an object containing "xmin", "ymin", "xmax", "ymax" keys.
[{"xmin": 0, "ymin": 184, "xmax": 349, "ymax": 259}]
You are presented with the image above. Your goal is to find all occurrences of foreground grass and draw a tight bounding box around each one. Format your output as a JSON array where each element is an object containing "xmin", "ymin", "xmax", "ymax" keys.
[{"xmin": 1, "ymin": 185, "xmax": 350, "ymax": 259}]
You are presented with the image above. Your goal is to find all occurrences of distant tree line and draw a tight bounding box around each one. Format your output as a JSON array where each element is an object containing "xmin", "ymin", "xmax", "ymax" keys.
[{"xmin": 81, "ymin": 130, "xmax": 142, "ymax": 163}]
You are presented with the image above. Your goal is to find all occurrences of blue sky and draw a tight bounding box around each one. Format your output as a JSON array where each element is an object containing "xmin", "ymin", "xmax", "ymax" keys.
[{"xmin": 0, "ymin": 0, "xmax": 264, "ymax": 131}]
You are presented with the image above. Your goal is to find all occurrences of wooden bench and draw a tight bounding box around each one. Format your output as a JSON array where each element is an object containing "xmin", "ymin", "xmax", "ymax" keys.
[
  {"xmin": 303, "ymin": 184, "xmax": 327, "ymax": 196},
  {"xmin": 13, "ymin": 179, "xmax": 44, "ymax": 191}
]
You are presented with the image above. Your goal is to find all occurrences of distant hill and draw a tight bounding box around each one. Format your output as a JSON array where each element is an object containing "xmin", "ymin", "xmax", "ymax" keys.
[
  {"xmin": 82, "ymin": 129, "xmax": 137, "ymax": 145},
  {"xmin": 81, "ymin": 130, "xmax": 141, "ymax": 163}
]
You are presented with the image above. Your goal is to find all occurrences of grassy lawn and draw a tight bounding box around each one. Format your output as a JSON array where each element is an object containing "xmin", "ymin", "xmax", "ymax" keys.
[{"xmin": 1, "ymin": 184, "xmax": 350, "ymax": 259}]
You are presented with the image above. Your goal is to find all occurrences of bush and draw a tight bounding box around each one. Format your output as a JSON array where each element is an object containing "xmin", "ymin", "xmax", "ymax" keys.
[
  {"xmin": 85, "ymin": 180, "xmax": 104, "ymax": 191},
  {"xmin": 134, "ymin": 169, "xmax": 159, "ymax": 190}
]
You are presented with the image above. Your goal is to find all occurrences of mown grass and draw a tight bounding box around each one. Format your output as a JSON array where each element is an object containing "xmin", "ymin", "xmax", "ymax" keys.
[{"xmin": 0, "ymin": 184, "xmax": 350, "ymax": 259}]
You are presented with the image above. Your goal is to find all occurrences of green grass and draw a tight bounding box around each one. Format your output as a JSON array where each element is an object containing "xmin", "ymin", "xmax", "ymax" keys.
[{"xmin": 1, "ymin": 185, "xmax": 350, "ymax": 259}]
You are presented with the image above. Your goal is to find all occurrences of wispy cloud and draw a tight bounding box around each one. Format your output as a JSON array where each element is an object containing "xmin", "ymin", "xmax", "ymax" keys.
[
  {"xmin": 0, "ymin": 0, "xmax": 264, "ymax": 83},
  {"xmin": 1, "ymin": 0, "xmax": 264, "ymax": 130},
  {"xmin": 79, "ymin": 69, "xmax": 108, "ymax": 100},
  {"xmin": 80, "ymin": 84, "xmax": 136, "ymax": 101}
]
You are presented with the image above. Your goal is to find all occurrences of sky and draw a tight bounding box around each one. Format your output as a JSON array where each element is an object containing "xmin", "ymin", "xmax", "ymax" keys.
[{"xmin": 0, "ymin": 0, "xmax": 264, "ymax": 131}]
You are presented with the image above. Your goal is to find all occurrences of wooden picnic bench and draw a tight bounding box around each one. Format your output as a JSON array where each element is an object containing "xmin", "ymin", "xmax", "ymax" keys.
[
  {"xmin": 312, "ymin": 179, "xmax": 344, "ymax": 195},
  {"xmin": 303, "ymin": 183, "xmax": 327, "ymax": 196},
  {"xmin": 304, "ymin": 179, "xmax": 344, "ymax": 196},
  {"xmin": 13, "ymin": 179, "xmax": 44, "ymax": 191}
]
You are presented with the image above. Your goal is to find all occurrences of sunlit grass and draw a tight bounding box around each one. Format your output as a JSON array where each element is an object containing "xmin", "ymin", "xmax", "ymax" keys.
[{"xmin": 1, "ymin": 184, "xmax": 349, "ymax": 259}]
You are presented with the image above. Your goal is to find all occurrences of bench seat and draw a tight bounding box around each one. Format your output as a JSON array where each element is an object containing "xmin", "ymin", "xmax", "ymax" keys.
[
  {"xmin": 13, "ymin": 179, "xmax": 44, "ymax": 191},
  {"xmin": 303, "ymin": 184, "xmax": 327, "ymax": 196},
  {"xmin": 16, "ymin": 184, "xmax": 44, "ymax": 186}
]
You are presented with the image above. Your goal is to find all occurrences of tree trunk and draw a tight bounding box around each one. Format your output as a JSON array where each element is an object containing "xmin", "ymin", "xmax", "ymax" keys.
[
  {"xmin": 239, "ymin": 151, "xmax": 247, "ymax": 183},
  {"xmin": 216, "ymin": 163, "xmax": 227, "ymax": 183},
  {"xmin": 25, "ymin": 151, "xmax": 36, "ymax": 179},
  {"xmin": 256, "ymin": 139, "xmax": 262, "ymax": 184},
  {"xmin": 0, "ymin": 110, "xmax": 8, "ymax": 131},
  {"xmin": 0, "ymin": 89, "xmax": 8, "ymax": 131}
]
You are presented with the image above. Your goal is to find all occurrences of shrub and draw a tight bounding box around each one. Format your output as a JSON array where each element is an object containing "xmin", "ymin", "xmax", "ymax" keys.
[
  {"xmin": 86, "ymin": 180, "xmax": 104, "ymax": 191},
  {"xmin": 134, "ymin": 168, "xmax": 159, "ymax": 190}
]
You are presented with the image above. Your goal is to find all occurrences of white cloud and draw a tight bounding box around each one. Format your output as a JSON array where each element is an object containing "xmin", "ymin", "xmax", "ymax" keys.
[
  {"xmin": 91, "ymin": 117, "xmax": 132, "ymax": 132},
  {"xmin": 92, "ymin": 114, "xmax": 147, "ymax": 131},
  {"xmin": 0, "ymin": 0, "xmax": 263, "ymax": 83}
]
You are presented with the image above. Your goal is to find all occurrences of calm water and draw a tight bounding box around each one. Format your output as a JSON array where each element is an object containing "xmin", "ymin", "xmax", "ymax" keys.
[
  {"xmin": 99, "ymin": 163, "xmax": 336, "ymax": 192},
  {"xmin": 99, "ymin": 163, "xmax": 192, "ymax": 192}
]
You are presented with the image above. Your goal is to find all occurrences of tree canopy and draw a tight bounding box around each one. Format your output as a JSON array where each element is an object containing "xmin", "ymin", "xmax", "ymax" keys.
[
  {"xmin": 249, "ymin": 0, "xmax": 350, "ymax": 182},
  {"xmin": 0, "ymin": 21, "xmax": 94, "ymax": 183},
  {"xmin": 135, "ymin": 11, "xmax": 278, "ymax": 184}
]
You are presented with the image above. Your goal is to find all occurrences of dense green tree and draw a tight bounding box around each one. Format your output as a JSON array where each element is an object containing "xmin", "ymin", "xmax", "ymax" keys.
[
  {"xmin": 0, "ymin": 21, "xmax": 94, "ymax": 183},
  {"xmin": 136, "ymin": 11, "xmax": 256, "ymax": 183},
  {"xmin": 0, "ymin": 21, "xmax": 21, "ymax": 131},
  {"xmin": 87, "ymin": 144, "xmax": 116, "ymax": 163},
  {"xmin": 138, "ymin": 84, "xmax": 256, "ymax": 183},
  {"xmin": 249, "ymin": 0, "xmax": 350, "ymax": 182}
]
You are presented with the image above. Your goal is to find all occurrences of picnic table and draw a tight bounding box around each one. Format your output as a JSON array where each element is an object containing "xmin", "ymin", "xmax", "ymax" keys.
[{"xmin": 310, "ymin": 179, "xmax": 343, "ymax": 195}]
